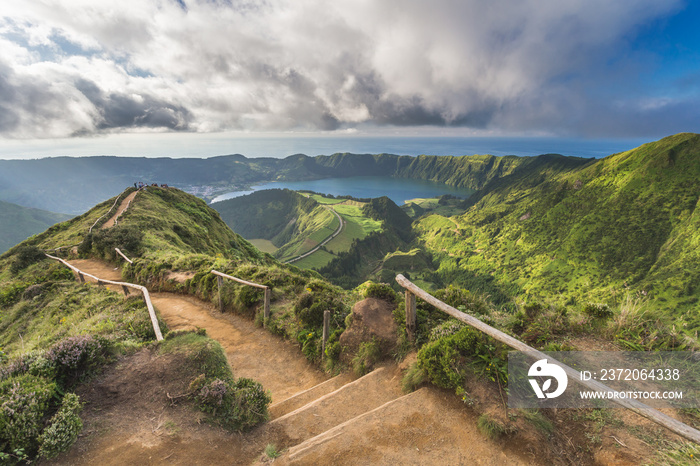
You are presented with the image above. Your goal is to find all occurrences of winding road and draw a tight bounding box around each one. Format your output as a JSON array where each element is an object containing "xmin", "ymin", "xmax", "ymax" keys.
[{"xmin": 285, "ymin": 206, "xmax": 344, "ymax": 264}]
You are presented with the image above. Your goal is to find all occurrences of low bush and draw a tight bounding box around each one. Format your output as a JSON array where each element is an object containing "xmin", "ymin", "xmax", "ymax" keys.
[
  {"xmin": 38, "ymin": 393, "xmax": 83, "ymax": 459},
  {"xmin": 356, "ymin": 281, "xmax": 398, "ymax": 303},
  {"xmin": 583, "ymin": 302, "xmax": 613, "ymax": 320},
  {"xmin": 0, "ymin": 374, "xmax": 57, "ymax": 454},
  {"xmin": 46, "ymin": 334, "xmax": 107, "ymax": 387},
  {"xmin": 417, "ymin": 326, "xmax": 509, "ymax": 392},
  {"xmin": 352, "ymin": 339, "xmax": 381, "ymax": 376},
  {"xmin": 293, "ymin": 280, "xmax": 348, "ymax": 329},
  {"xmin": 10, "ymin": 246, "xmax": 46, "ymax": 274},
  {"xmin": 162, "ymin": 332, "xmax": 272, "ymax": 431},
  {"xmin": 417, "ymin": 327, "xmax": 478, "ymax": 390}
]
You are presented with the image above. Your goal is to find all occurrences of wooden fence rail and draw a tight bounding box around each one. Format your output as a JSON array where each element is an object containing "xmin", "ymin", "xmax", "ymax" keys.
[
  {"xmin": 395, "ymin": 273, "xmax": 700, "ymax": 445},
  {"xmin": 115, "ymin": 248, "xmax": 133, "ymax": 264},
  {"xmin": 89, "ymin": 192, "xmax": 124, "ymax": 233},
  {"xmin": 46, "ymin": 254, "xmax": 163, "ymax": 341},
  {"xmin": 211, "ymin": 270, "xmax": 270, "ymax": 319}
]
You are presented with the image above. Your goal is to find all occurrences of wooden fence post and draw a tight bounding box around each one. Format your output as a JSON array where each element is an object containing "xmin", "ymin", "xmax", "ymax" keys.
[
  {"xmin": 322, "ymin": 310, "xmax": 330, "ymax": 358},
  {"xmin": 217, "ymin": 275, "xmax": 224, "ymax": 312},
  {"xmin": 78, "ymin": 272, "xmax": 85, "ymax": 283},
  {"xmin": 405, "ymin": 290, "xmax": 416, "ymax": 339},
  {"xmin": 264, "ymin": 287, "xmax": 271, "ymax": 319}
]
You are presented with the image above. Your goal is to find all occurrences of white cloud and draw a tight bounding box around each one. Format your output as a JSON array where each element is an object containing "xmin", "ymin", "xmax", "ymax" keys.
[{"xmin": 0, "ymin": 0, "xmax": 692, "ymax": 139}]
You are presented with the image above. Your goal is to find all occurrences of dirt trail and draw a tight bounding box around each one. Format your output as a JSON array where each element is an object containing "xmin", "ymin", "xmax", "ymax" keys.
[
  {"xmin": 65, "ymin": 259, "xmax": 327, "ymax": 402},
  {"xmin": 56, "ymin": 258, "xmax": 535, "ymax": 465},
  {"xmin": 101, "ymin": 190, "xmax": 138, "ymax": 229}
]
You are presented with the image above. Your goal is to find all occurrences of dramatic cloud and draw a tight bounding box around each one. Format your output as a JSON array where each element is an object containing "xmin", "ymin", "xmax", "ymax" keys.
[{"xmin": 0, "ymin": 0, "xmax": 696, "ymax": 138}]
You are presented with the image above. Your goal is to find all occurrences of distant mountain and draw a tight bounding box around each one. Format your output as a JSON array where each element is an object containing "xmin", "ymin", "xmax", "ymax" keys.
[
  {"xmin": 0, "ymin": 200, "xmax": 72, "ymax": 253},
  {"xmin": 0, "ymin": 151, "xmax": 592, "ymax": 214}
]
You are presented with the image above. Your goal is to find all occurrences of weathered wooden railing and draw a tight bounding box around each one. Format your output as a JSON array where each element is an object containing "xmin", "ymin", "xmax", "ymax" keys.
[
  {"xmin": 211, "ymin": 270, "xmax": 270, "ymax": 319},
  {"xmin": 396, "ymin": 273, "xmax": 700, "ymax": 444},
  {"xmin": 115, "ymin": 248, "xmax": 133, "ymax": 264},
  {"xmin": 113, "ymin": 198, "xmax": 132, "ymax": 226},
  {"xmin": 46, "ymin": 254, "xmax": 163, "ymax": 341},
  {"xmin": 89, "ymin": 192, "xmax": 124, "ymax": 233}
]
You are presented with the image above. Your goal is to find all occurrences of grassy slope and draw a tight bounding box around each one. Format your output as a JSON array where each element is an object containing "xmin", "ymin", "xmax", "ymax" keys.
[
  {"xmin": 0, "ymin": 200, "xmax": 73, "ymax": 254},
  {"xmin": 211, "ymin": 190, "xmax": 384, "ymax": 268},
  {"xmin": 415, "ymin": 133, "xmax": 700, "ymax": 328}
]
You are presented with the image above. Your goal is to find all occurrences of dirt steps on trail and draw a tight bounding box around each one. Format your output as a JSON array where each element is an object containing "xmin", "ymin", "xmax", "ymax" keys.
[
  {"xmin": 62, "ymin": 259, "xmax": 532, "ymax": 465},
  {"xmin": 267, "ymin": 366, "xmax": 404, "ymax": 446}
]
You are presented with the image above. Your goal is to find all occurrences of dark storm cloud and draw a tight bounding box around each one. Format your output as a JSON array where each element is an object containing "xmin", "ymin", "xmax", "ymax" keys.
[
  {"xmin": 1, "ymin": 0, "xmax": 697, "ymax": 138},
  {"xmin": 75, "ymin": 79, "xmax": 191, "ymax": 130}
]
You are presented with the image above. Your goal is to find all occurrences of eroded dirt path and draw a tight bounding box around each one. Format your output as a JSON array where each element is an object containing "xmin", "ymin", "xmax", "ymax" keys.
[
  {"xmin": 65, "ymin": 258, "xmax": 327, "ymax": 402},
  {"xmin": 101, "ymin": 190, "xmax": 138, "ymax": 229},
  {"xmin": 57, "ymin": 258, "xmax": 536, "ymax": 466},
  {"xmin": 150, "ymin": 292, "xmax": 326, "ymax": 402}
]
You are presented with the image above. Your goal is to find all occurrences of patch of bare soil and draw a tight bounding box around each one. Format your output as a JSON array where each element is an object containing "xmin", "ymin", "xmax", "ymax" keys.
[
  {"xmin": 50, "ymin": 349, "xmax": 268, "ymax": 465},
  {"xmin": 150, "ymin": 292, "xmax": 328, "ymax": 403},
  {"xmin": 339, "ymin": 297, "xmax": 398, "ymax": 356}
]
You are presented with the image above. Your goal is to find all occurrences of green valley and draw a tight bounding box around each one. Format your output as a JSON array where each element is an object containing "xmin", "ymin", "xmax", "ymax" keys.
[
  {"xmin": 211, "ymin": 189, "xmax": 384, "ymax": 268},
  {"xmin": 0, "ymin": 201, "xmax": 72, "ymax": 254}
]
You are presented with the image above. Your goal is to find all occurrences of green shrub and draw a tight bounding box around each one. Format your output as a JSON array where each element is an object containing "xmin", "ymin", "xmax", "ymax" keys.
[
  {"xmin": 293, "ymin": 280, "xmax": 347, "ymax": 329},
  {"xmin": 193, "ymin": 377, "xmax": 271, "ymax": 431},
  {"xmin": 324, "ymin": 328, "xmax": 343, "ymax": 363},
  {"xmin": 352, "ymin": 339, "xmax": 381, "ymax": 376},
  {"xmin": 417, "ymin": 327, "xmax": 478, "ymax": 390},
  {"xmin": 264, "ymin": 443, "xmax": 281, "ymax": 459},
  {"xmin": 297, "ymin": 329, "xmax": 321, "ymax": 362},
  {"xmin": 583, "ymin": 302, "xmax": 613, "ymax": 320},
  {"xmin": 80, "ymin": 225, "xmax": 144, "ymax": 260},
  {"xmin": 10, "ymin": 246, "xmax": 46, "ymax": 274},
  {"xmin": 46, "ymin": 335, "xmax": 107, "ymax": 387},
  {"xmin": 356, "ymin": 281, "xmax": 398, "ymax": 303},
  {"xmin": 0, "ymin": 283, "xmax": 28, "ymax": 308},
  {"xmin": 0, "ymin": 351, "xmax": 56, "ymax": 381},
  {"xmin": 0, "ymin": 374, "xmax": 57, "ymax": 454},
  {"xmin": 38, "ymin": 393, "xmax": 83, "ymax": 459}
]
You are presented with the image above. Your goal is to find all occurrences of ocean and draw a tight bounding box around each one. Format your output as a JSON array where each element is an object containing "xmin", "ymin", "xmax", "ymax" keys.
[{"xmin": 0, "ymin": 134, "xmax": 652, "ymax": 160}]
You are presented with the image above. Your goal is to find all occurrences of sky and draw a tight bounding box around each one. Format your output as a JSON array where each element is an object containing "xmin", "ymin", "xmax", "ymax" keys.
[{"xmin": 0, "ymin": 0, "xmax": 699, "ymax": 159}]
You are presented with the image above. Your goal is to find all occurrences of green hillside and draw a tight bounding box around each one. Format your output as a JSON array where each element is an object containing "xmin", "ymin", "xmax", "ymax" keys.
[
  {"xmin": 211, "ymin": 189, "xmax": 340, "ymax": 262},
  {"xmin": 0, "ymin": 186, "xmax": 359, "ymax": 461},
  {"xmin": 0, "ymin": 201, "xmax": 72, "ymax": 254},
  {"xmin": 415, "ymin": 133, "xmax": 700, "ymax": 329},
  {"xmin": 211, "ymin": 189, "xmax": 385, "ymax": 268}
]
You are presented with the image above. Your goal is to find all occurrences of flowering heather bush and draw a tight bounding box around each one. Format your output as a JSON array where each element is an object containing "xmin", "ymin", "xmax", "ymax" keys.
[
  {"xmin": 0, "ymin": 374, "xmax": 57, "ymax": 453},
  {"xmin": 38, "ymin": 393, "xmax": 83, "ymax": 459},
  {"xmin": 193, "ymin": 376, "xmax": 270, "ymax": 431},
  {"xmin": 45, "ymin": 335, "xmax": 106, "ymax": 386},
  {"xmin": 0, "ymin": 351, "xmax": 56, "ymax": 382},
  {"xmin": 197, "ymin": 379, "xmax": 228, "ymax": 407}
]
